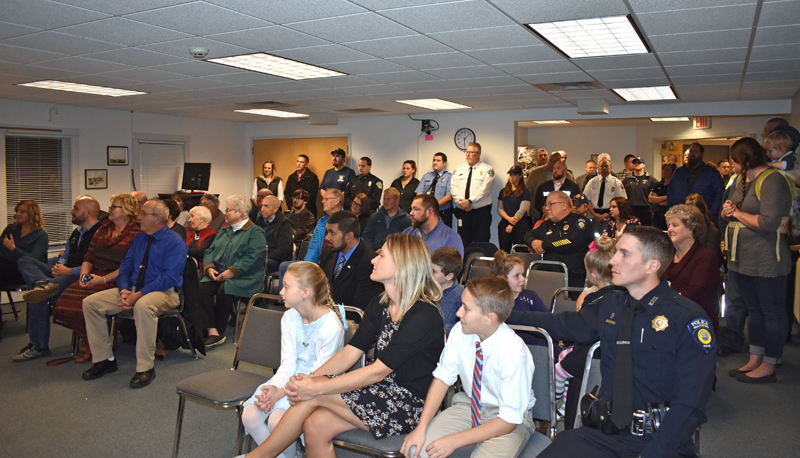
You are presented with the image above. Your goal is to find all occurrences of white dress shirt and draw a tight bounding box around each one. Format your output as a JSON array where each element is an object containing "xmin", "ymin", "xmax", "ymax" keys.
[
  {"xmin": 432, "ymin": 322, "xmax": 535, "ymax": 424},
  {"xmin": 584, "ymin": 174, "xmax": 627, "ymax": 210},
  {"xmin": 450, "ymin": 161, "xmax": 496, "ymax": 209}
]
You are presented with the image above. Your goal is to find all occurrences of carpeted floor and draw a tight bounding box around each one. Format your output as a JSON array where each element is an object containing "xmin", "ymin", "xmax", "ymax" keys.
[{"xmin": 1, "ymin": 301, "xmax": 798, "ymax": 458}]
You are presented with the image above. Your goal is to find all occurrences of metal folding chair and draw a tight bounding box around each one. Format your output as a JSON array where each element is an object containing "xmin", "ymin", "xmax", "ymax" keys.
[
  {"xmin": 462, "ymin": 256, "xmax": 494, "ymax": 284},
  {"xmin": 525, "ymin": 260, "xmax": 568, "ymax": 305},
  {"xmin": 550, "ymin": 287, "xmax": 585, "ymax": 314}
]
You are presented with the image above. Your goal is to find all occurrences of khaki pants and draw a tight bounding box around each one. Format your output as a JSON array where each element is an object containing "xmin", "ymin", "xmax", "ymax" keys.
[
  {"xmin": 83, "ymin": 288, "xmax": 179, "ymax": 373},
  {"xmin": 418, "ymin": 391, "xmax": 534, "ymax": 458}
]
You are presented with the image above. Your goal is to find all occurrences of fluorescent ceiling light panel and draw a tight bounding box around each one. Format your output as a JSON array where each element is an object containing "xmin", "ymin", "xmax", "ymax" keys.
[
  {"xmin": 207, "ymin": 53, "xmax": 346, "ymax": 80},
  {"xmin": 394, "ymin": 98, "xmax": 471, "ymax": 110},
  {"xmin": 650, "ymin": 117, "xmax": 690, "ymax": 122},
  {"xmin": 17, "ymin": 80, "xmax": 146, "ymax": 97},
  {"xmin": 534, "ymin": 120, "xmax": 570, "ymax": 124},
  {"xmin": 527, "ymin": 15, "xmax": 648, "ymax": 58},
  {"xmin": 613, "ymin": 86, "xmax": 676, "ymax": 101},
  {"xmin": 234, "ymin": 109, "xmax": 308, "ymax": 118}
]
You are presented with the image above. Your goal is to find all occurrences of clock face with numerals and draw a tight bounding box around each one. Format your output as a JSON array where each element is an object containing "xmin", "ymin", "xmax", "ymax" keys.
[{"xmin": 454, "ymin": 128, "xmax": 476, "ymax": 151}]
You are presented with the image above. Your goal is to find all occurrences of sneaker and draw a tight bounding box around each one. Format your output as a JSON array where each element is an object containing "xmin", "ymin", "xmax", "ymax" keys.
[
  {"xmin": 204, "ymin": 335, "xmax": 226, "ymax": 349},
  {"xmin": 23, "ymin": 281, "xmax": 59, "ymax": 304},
  {"xmin": 11, "ymin": 344, "xmax": 51, "ymax": 362}
]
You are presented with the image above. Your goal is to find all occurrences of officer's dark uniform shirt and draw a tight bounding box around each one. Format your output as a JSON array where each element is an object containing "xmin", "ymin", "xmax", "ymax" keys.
[
  {"xmin": 508, "ymin": 278, "xmax": 715, "ymax": 458},
  {"xmin": 344, "ymin": 173, "xmax": 383, "ymax": 212},
  {"xmin": 524, "ymin": 212, "xmax": 593, "ymax": 287}
]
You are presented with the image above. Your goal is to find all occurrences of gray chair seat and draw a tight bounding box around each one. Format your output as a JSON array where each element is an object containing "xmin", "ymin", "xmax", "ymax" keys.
[
  {"xmin": 176, "ymin": 370, "xmax": 266, "ymax": 404},
  {"xmin": 333, "ymin": 429, "xmax": 408, "ymax": 456}
]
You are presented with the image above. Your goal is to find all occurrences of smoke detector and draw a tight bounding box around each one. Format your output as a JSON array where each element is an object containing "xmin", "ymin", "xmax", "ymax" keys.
[{"xmin": 188, "ymin": 47, "xmax": 209, "ymax": 59}]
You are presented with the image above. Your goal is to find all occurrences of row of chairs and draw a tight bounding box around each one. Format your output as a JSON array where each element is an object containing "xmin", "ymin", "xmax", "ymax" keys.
[{"xmin": 463, "ymin": 254, "xmax": 570, "ymax": 309}]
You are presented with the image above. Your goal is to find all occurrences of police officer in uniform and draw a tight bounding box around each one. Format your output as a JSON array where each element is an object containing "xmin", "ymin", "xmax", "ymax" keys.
[
  {"xmin": 525, "ymin": 190, "xmax": 594, "ymax": 288},
  {"xmin": 510, "ymin": 226, "xmax": 715, "ymax": 458},
  {"xmin": 415, "ymin": 152, "xmax": 454, "ymax": 227},
  {"xmin": 344, "ymin": 156, "xmax": 383, "ymax": 212}
]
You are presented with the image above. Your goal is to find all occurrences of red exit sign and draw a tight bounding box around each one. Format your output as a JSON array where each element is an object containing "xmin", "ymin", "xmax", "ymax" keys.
[{"xmin": 693, "ymin": 117, "xmax": 711, "ymax": 129}]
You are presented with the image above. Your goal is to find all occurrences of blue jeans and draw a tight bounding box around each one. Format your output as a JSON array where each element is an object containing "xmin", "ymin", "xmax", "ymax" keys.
[
  {"xmin": 721, "ymin": 272, "xmax": 747, "ymax": 351},
  {"xmin": 728, "ymin": 271, "xmax": 788, "ymax": 364},
  {"xmin": 16, "ymin": 256, "xmax": 79, "ymax": 348}
]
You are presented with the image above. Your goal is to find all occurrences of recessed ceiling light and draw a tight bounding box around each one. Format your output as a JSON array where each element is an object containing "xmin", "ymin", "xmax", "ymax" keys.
[
  {"xmin": 534, "ymin": 120, "xmax": 570, "ymax": 124},
  {"xmin": 207, "ymin": 53, "xmax": 346, "ymax": 80},
  {"xmin": 526, "ymin": 15, "xmax": 648, "ymax": 58},
  {"xmin": 17, "ymin": 80, "xmax": 146, "ymax": 97},
  {"xmin": 650, "ymin": 117, "xmax": 690, "ymax": 122},
  {"xmin": 234, "ymin": 109, "xmax": 308, "ymax": 118},
  {"xmin": 613, "ymin": 86, "xmax": 677, "ymax": 101},
  {"xmin": 394, "ymin": 98, "xmax": 471, "ymax": 110}
]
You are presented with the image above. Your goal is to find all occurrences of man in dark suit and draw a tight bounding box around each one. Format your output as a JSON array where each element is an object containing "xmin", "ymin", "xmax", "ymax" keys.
[
  {"xmin": 533, "ymin": 160, "xmax": 582, "ymax": 216},
  {"xmin": 320, "ymin": 211, "xmax": 383, "ymax": 311},
  {"xmin": 525, "ymin": 151, "xmax": 575, "ymax": 204}
]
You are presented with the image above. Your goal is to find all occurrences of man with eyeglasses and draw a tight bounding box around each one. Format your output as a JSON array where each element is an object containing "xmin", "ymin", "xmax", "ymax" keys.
[
  {"xmin": 525, "ymin": 191, "xmax": 593, "ymax": 288},
  {"xmin": 82, "ymin": 199, "xmax": 187, "ymax": 388}
]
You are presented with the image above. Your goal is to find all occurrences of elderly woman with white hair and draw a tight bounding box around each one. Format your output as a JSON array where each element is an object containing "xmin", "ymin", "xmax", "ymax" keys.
[
  {"xmin": 185, "ymin": 205, "xmax": 216, "ymax": 271},
  {"xmin": 198, "ymin": 195, "xmax": 266, "ymax": 348}
]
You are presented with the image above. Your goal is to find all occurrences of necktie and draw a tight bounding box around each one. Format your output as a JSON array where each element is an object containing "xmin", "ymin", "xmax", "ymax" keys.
[
  {"xmin": 427, "ymin": 174, "xmax": 440, "ymax": 194},
  {"xmin": 465, "ymin": 167, "xmax": 473, "ymax": 201},
  {"xmin": 471, "ymin": 342, "xmax": 483, "ymax": 427},
  {"xmin": 334, "ymin": 254, "xmax": 346, "ymax": 278},
  {"xmin": 598, "ymin": 177, "xmax": 607, "ymax": 208},
  {"xmin": 611, "ymin": 298, "xmax": 642, "ymax": 430},
  {"xmin": 135, "ymin": 235, "xmax": 154, "ymax": 291}
]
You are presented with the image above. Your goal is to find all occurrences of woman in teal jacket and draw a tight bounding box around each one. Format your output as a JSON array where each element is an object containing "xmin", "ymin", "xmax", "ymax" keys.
[{"xmin": 198, "ymin": 194, "xmax": 266, "ymax": 348}]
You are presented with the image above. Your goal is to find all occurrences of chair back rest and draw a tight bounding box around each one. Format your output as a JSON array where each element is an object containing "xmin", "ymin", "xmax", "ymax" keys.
[
  {"xmin": 574, "ymin": 341, "xmax": 602, "ymax": 429},
  {"xmin": 550, "ymin": 287, "xmax": 584, "ymax": 314},
  {"xmin": 508, "ymin": 325, "xmax": 557, "ymax": 439},
  {"xmin": 296, "ymin": 238, "xmax": 311, "ymax": 261},
  {"xmin": 343, "ymin": 305, "xmax": 366, "ymax": 371},
  {"xmin": 234, "ymin": 295, "xmax": 284, "ymax": 370},
  {"xmin": 525, "ymin": 261, "xmax": 568, "ymax": 303},
  {"xmin": 462, "ymin": 256, "xmax": 494, "ymax": 285}
]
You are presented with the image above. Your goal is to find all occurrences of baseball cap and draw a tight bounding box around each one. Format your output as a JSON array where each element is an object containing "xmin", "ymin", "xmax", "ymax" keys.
[
  {"xmin": 508, "ymin": 165, "xmax": 523, "ymax": 175},
  {"xmin": 572, "ymin": 193, "xmax": 589, "ymax": 206}
]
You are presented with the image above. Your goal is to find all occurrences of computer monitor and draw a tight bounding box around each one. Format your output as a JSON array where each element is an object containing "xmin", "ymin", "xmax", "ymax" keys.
[{"xmin": 181, "ymin": 163, "xmax": 211, "ymax": 191}]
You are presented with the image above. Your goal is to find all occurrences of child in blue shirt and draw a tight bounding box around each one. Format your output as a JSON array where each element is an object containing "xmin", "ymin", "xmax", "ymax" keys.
[{"xmin": 431, "ymin": 246, "xmax": 464, "ymax": 334}]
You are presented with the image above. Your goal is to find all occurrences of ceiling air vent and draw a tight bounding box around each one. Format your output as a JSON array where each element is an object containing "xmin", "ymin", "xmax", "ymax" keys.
[
  {"xmin": 534, "ymin": 81, "xmax": 604, "ymax": 92},
  {"xmin": 335, "ymin": 108, "xmax": 388, "ymax": 114}
]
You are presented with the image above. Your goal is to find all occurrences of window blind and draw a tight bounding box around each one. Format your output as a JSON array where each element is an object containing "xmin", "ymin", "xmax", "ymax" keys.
[{"xmin": 5, "ymin": 135, "xmax": 72, "ymax": 245}]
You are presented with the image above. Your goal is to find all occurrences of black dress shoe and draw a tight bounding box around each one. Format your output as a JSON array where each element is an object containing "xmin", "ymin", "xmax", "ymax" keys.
[
  {"xmin": 82, "ymin": 359, "xmax": 118, "ymax": 380},
  {"xmin": 130, "ymin": 368, "xmax": 156, "ymax": 388}
]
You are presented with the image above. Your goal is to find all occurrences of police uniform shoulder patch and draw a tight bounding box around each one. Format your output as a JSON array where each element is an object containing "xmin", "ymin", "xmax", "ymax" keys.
[
  {"xmin": 576, "ymin": 218, "xmax": 586, "ymax": 229},
  {"xmin": 687, "ymin": 318, "xmax": 714, "ymax": 353},
  {"xmin": 376, "ymin": 181, "xmax": 383, "ymax": 190},
  {"xmin": 488, "ymin": 169, "xmax": 495, "ymax": 177}
]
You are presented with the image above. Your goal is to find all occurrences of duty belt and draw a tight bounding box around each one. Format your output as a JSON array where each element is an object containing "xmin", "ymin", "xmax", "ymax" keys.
[{"xmin": 630, "ymin": 403, "xmax": 669, "ymax": 436}]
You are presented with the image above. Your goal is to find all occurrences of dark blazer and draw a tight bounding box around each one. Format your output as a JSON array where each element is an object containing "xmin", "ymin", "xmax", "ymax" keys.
[
  {"xmin": 533, "ymin": 179, "xmax": 582, "ymax": 214},
  {"xmin": 320, "ymin": 240, "xmax": 384, "ymax": 311}
]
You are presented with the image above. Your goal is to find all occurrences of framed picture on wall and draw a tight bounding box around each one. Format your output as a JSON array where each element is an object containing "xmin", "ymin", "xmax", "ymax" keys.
[
  {"xmin": 85, "ymin": 169, "xmax": 107, "ymax": 189},
  {"xmin": 591, "ymin": 154, "xmax": 599, "ymax": 163},
  {"xmin": 107, "ymin": 146, "xmax": 129, "ymax": 165}
]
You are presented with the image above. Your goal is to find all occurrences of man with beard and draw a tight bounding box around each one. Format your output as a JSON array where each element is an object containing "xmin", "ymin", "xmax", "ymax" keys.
[
  {"xmin": 288, "ymin": 189, "xmax": 316, "ymax": 250},
  {"xmin": 526, "ymin": 151, "xmax": 575, "ymax": 207},
  {"xmin": 403, "ymin": 194, "xmax": 464, "ymax": 257},
  {"xmin": 525, "ymin": 191, "xmax": 593, "ymax": 288},
  {"xmin": 320, "ymin": 211, "xmax": 383, "ymax": 311},
  {"xmin": 533, "ymin": 160, "xmax": 582, "ymax": 215},
  {"xmin": 319, "ymin": 148, "xmax": 355, "ymax": 199},
  {"xmin": 667, "ymin": 142, "xmax": 724, "ymax": 217},
  {"xmin": 12, "ymin": 195, "xmax": 101, "ymax": 361},
  {"xmin": 622, "ymin": 157, "xmax": 658, "ymax": 226}
]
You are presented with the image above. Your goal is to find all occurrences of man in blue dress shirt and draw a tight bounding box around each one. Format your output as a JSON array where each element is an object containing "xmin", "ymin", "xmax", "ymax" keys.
[{"xmin": 416, "ymin": 152, "xmax": 454, "ymax": 227}]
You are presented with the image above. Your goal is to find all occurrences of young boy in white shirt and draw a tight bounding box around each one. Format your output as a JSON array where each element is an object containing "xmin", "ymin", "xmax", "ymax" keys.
[{"xmin": 401, "ymin": 276, "xmax": 535, "ymax": 458}]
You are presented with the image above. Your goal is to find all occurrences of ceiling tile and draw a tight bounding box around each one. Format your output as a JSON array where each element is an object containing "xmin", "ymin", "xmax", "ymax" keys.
[
  {"xmin": 665, "ymin": 62, "xmax": 745, "ymax": 77},
  {"xmin": 2, "ymin": 31, "xmax": 122, "ymax": 56},
  {"xmin": 326, "ymin": 59, "xmax": 411, "ymax": 75},
  {"xmin": 750, "ymin": 43, "xmax": 800, "ymax": 61},
  {"xmin": 465, "ymin": 46, "xmax": 564, "ymax": 64},
  {"xmin": 754, "ymin": 24, "xmax": 800, "ymax": 46},
  {"xmin": 637, "ymin": 4, "xmax": 756, "ymax": 35},
  {"xmin": 206, "ymin": 0, "xmax": 365, "ymax": 24},
  {"xmin": 379, "ymin": 1, "xmax": 515, "ymax": 34},
  {"xmin": 343, "ymin": 35, "xmax": 452, "ymax": 59},
  {"xmin": 203, "ymin": 72, "xmax": 286, "ymax": 85},
  {"xmin": 389, "ymin": 52, "xmax": 482, "ymax": 70},
  {"xmin": 82, "ymin": 48, "xmax": 179, "ymax": 67},
  {"xmin": 286, "ymin": 13, "xmax": 414, "ymax": 43},
  {"xmin": 139, "ymin": 38, "xmax": 255, "ymax": 60},
  {"xmin": 659, "ymin": 48, "xmax": 748, "ymax": 66},
  {"xmin": 488, "ymin": 0, "xmax": 628, "ymax": 23},
  {"xmin": 58, "ymin": 18, "xmax": 192, "ymax": 47},
  {"xmin": 361, "ymin": 70, "xmax": 440, "ymax": 85},
  {"xmin": 341, "ymin": 85, "xmax": 411, "ymax": 96},
  {"xmin": 587, "ymin": 67, "xmax": 666, "ymax": 80},
  {"xmin": 126, "ymin": 2, "xmax": 271, "ymax": 36},
  {"xmin": 201, "ymin": 85, "xmax": 271, "ymax": 96},
  {"xmin": 53, "ymin": 0, "xmax": 195, "ymax": 16},
  {"xmin": 0, "ymin": 44, "xmax": 66, "ymax": 65},
  {"xmin": 1, "ymin": 64, "xmax": 84, "ymax": 80},
  {"xmin": 425, "ymin": 66, "xmax": 507, "ymax": 79},
  {"xmin": 98, "ymin": 67, "xmax": 188, "ymax": 83},
  {"xmin": 671, "ymin": 74, "xmax": 743, "ymax": 85},
  {"xmin": 573, "ymin": 54, "xmax": 660, "ymax": 71},
  {"xmin": 428, "ymin": 26, "xmax": 543, "ymax": 51},
  {"xmin": 758, "ymin": 0, "xmax": 800, "ymax": 27},
  {"xmin": 206, "ymin": 26, "xmax": 327, "ymax": 52},
  {"xmin": 745, "ymin": 69, "xmax": 800, "ymax": 82},
  {"xmin": 449, "ymin": 75, "xmax": 527, "ymax": 88},
  {"xmin": 0, "ymin": 0, "xmax": 109, "ymax": 29},
  {"xmin": 516, "ymin": 72, "xmax": 592, "ymax": 84},
  {"xmin": 310, "ymin": 75, "xmax": 388, "ymax": 88},
  {"xmin": 494, "ymin": 60, "xmax": 580, "ymax": 75},
  {"xmin": 393, "ymin": 80, "xmax": 464, "ymax": 92},
  {"xmin": 149, "ymin": 61, "xmax": 245, "ymax": 77},
  {"xmin": 649, "ymin": 29, "xmax": 752, "ymax": 52},
  {"xmin": 156, "ymin": 77, "xmax": 237, "ymax": 90},
  {"xmin": 0, "ymin": 21, "xmax": 41, "ymax": 40},
  {"xmin": 748, "ymin": 58, "xmax": 800, "ymax": 73},
  {"xmin": 68, "ymin": 74, "xmax": 142, "ymax": 88},
  {"xmin": 272, "ymin": 45, "xmax": 374, "ymax": 65},
  {"xmin": 285, "ymin": 87, "xmax": 357, "ymax": 98},
  {"xmin": 628, "ymin": 0, "xmax": 758, "ymax": 14},
  {"xmin": 353, "ymin": 0, "xmax": 454, "ymax": 9},
  {"xmin": 247, "ymin": 81, "xmax": 324, "ymax": 92},
  {"xmin": 600, "ymin": 77, "xmax": 671, "ymax": 88}
]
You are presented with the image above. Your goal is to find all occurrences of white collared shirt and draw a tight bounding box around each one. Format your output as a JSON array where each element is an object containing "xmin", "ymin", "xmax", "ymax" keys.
[
  {"xmin": 450, "ymin": 161, "xmax": 495, "ymax": 209},
  {"xmin": 584, "ymin": 174, "xmax": 627, "ymax": 210},
  {"xmin": 432, "ymin": 322, "xmax": 535, "ymax": 424}
]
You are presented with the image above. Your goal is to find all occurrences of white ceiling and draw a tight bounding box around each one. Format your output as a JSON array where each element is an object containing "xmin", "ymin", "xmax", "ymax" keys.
[{"xmin": 0, "ymin": 0, "xmax": 798, "ymax": 122}]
